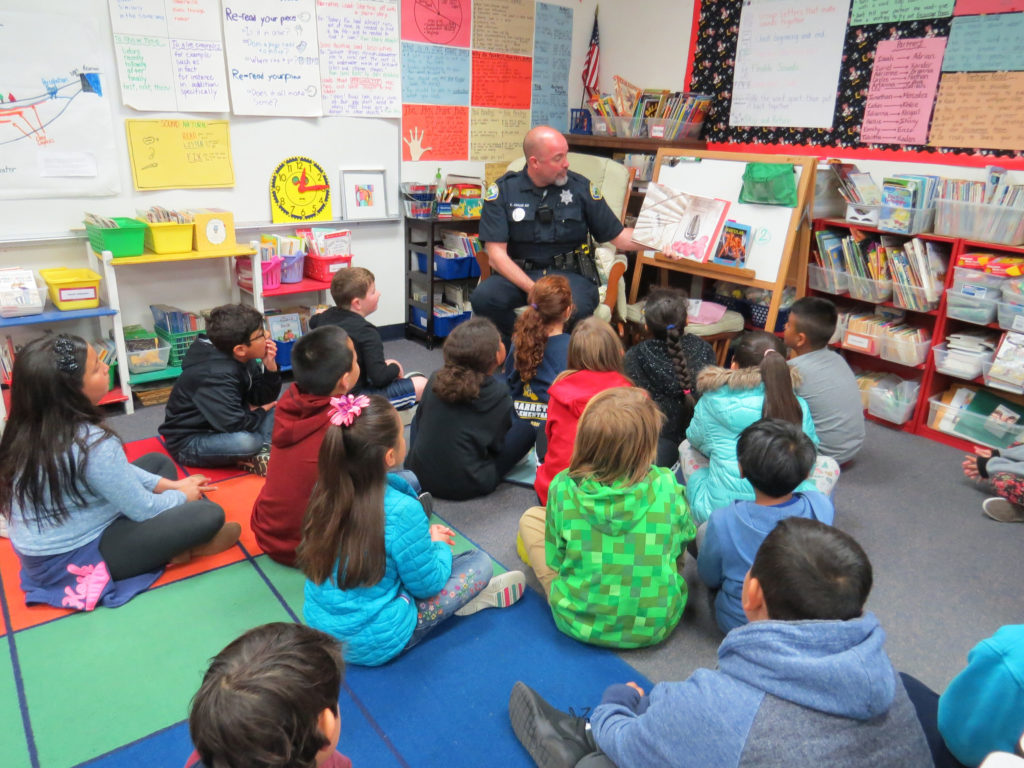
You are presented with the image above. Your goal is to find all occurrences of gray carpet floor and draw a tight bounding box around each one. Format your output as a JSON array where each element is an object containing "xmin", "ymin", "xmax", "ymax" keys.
[{"xmin": 107, "ymin": 337, "xmax": 1024, "ymax": 693}]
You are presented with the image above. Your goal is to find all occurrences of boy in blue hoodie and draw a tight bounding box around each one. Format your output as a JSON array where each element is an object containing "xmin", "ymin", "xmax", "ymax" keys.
[
  {"xmin": 697, "ymin": 418, "xmax": 835, "ymax": 634},
  {"xmin": 509, "ymin": 518, "xmax": 933, "ymax": 768}
]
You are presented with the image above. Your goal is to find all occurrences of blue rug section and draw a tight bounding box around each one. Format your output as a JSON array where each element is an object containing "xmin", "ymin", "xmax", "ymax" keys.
[
  {"xmin": 344, "ymin": 589, "xmax": 652, "ymax": 768},
  {"xmin": 76, "ymin": 722, "xmax": 192, "ymax": 768}
]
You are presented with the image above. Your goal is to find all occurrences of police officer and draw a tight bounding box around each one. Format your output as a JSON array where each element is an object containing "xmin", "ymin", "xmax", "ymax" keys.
[{"xmin": 471, "ymin": 125, "xmax": 637, "ymax": 340}]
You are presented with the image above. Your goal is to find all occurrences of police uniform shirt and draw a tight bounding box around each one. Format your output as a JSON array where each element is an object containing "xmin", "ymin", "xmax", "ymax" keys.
[{"xmin": 478, "ymin": 167, "xmax": 624, "ymax": 268}]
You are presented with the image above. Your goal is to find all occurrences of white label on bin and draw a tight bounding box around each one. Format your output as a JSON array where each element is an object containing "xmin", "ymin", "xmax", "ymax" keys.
[
  {"xmin": 844, "ymin": 332, "xmax": 871, "ymax": 351},
  {"xmin": 329, "ymin": 262, "xmax": 346, "ymax": 274},
  {"xmin": 58, "ymin": 287, "xmax": 97, "ymax": 301},
  {"xmin": 1013, "ymin": 316, "xmax": 1024, "ymax": 332},
  {"xmin": 650, "ymin": 124, "xmax": 666, "ymax": 138},
  {"xmin": 961, "ymin": 284, "xmax": 986, "ymax": 298}
]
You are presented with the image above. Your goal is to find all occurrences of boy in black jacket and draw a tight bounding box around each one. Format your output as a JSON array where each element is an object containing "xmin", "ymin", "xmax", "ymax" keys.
[
  {"xmin": 160, "ymin": 303, "xmax": 280, "ymax": 472},
  {"xmin": 309, "ymin": 267, "xmax": 425, "ymax": 409}
]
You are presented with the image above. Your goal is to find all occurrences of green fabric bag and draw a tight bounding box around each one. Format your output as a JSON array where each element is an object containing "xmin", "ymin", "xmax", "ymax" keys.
[{"xmin": 738, "ymin": 163, "xmax": 798, "ymax": 207}]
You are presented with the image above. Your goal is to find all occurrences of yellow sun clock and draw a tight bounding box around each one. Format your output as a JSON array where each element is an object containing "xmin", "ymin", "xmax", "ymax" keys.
[{"xmin": 270, "ymin": 156, "xmax": 333, "ymax": 223}]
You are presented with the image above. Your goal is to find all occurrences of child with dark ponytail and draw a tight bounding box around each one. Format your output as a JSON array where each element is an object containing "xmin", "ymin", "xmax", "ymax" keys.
[
  {"xmin": 407, "ymin": 317, "xmax": 520, "ymax": 499},
  {"xmin": 682, "ymin": 331, "xmax": 840, "ymax": 523},
  {"xmin": 504, "ymin": 275, "xmax": 573, "ymax": 463},
  {"xmin": 624, "ymin": 287, "xmax": 715, "ymax": 467}
]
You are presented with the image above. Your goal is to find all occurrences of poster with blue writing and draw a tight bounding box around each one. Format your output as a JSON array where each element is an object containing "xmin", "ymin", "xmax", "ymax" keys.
[
  {"xmin": 222, "ymin": 0, "xmax": 323, "ymax": 116},
  {"xmin": 401, "ymin": 41, "xmax": 471, "ymax": 105},
  {"xmin": 532, "ymin": 2, "xmax": 571, "ymax": 131}
]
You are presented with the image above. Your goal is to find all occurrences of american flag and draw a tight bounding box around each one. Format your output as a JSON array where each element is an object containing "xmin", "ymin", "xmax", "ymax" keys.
[{"xmin": 582, "ymin": 13, "xmax": 599, "ymax": 96}]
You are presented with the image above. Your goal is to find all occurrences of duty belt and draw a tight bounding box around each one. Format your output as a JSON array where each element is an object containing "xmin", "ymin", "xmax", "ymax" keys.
[{"xmin": 513, "ymin": 244, "xmax": 600, "ymax": 285}]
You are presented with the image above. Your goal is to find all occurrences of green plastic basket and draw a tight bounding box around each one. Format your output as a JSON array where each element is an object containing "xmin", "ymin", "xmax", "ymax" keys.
[
  {"xmin": 85, "ymin": 218, "xmax": 146, "ymax": 257},
  {"xmin": 155, "ymin": 326, "xmax": 202, "ymax": 367}
]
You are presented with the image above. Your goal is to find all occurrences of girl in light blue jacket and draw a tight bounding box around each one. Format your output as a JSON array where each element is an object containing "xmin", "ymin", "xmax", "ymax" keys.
[
  {"xmin": 681, "ymin": 331, "xmax": 840, "ymax": 523},
  {"xmin": 300, "ymin": 394, "xmax": 524, "ymax": 666}
]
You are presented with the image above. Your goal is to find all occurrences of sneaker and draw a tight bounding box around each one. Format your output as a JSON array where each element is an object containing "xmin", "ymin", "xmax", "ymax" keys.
[
  {"xmin": 509, "ymin": 681, "xmax": 595, "ymax": 768},
  {"xmin": 454, "ymin": 570, "xmax": 526, "ymax": 616},
  {"xmin": 418, "ymin": 491, "xmax": 434, "ymax": 517},
  {"xmin": 240, "ymin": 446, "xmax": 271, "ymax": 477},
  {"xmin": 516, "ymin": 532, "xmax": 531, "ymax": 566},
  {"xmin": 982, "ymin": 497, "xmax": 1024, "ymax": 523}
]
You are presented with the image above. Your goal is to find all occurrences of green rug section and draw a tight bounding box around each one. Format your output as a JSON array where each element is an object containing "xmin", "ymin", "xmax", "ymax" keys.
[
  {"xmin": 0, "ymin": 651, "xmax": 30, "ymax": 768},
  {"xmin": 15, "ymin": 562, "xmax": 294, "ymax": 768}
]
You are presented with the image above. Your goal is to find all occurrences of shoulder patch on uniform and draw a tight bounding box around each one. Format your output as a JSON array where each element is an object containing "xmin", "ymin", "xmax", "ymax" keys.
[
  {"xmin": 485, "ymin": 183, "xmax": 499, "ymax": 201},
  {"xmin": 590, "ymin": 183, "xmax": 603, "ymax": 200}
]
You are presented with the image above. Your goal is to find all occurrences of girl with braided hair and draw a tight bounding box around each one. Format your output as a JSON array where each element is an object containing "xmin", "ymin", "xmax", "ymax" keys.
[
  {"xmin": 503, "ymin": 275, "xmax": 573, "ymax": 464},
  {"xmin": 624, "ymin": 288, "xmax": 715, "ymax": 467}
]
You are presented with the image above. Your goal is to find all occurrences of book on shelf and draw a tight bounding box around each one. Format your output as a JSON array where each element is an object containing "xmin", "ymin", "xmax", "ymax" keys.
[
  {"xmin": 951, "ymin": 388, "xmax": 1024, "ymax": 449},
  {"xmin": 988, "ymin": 332, "xmax": 1024, "ymax": 390},
  {"xmin": 634, "ymin": 182, "xmax": 730, "ymax": 264},
  {"xmin": 930, "ymin": 385, "xmax": 977, "ymax": 433}
]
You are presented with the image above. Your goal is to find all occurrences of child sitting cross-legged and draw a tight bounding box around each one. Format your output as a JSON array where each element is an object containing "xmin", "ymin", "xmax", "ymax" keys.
[
  {"xmin": 185, "ymin": 622, "xmax": 352, "ymax": 768},
  {"xmin": 300, "ymin": 394, "xmax": 525, "ymax": 666},
  {"xmin": 309, "ymin": 267, "xmax": 426, "ymax": 409},
  {"xmin": 408, "ymin": 317, "xmax": 521, "ymax": 500},
  {"xmin": 697, "ymin": 418, "xmax": 835, "ymax": 634},
  {"xmin": 250, "ymin": 326, "xmax": 360, "ymax": 566},
  {"xmin": 520, "ymin": 386, "xmax": 695, "ymax": 648},
  {"xmin": 0, "ymin": 335, "xmax": 239, "ymax": 611},
  {"xmin": 681, "ymin": 330, "xmax": 840, "ymax": 524}
]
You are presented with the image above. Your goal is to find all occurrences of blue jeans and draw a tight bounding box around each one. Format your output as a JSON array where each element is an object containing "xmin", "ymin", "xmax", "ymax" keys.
[
  {"xmin": 172, "ymin": 407, "xmax": 276, "ymax": 467},
  {"xmin": 404, "ymin": 548, "xmax": 493, "ymax": 651},
  {"xmin": 470, "ymin": 269, "xmax": 599, "ymax": 340}
]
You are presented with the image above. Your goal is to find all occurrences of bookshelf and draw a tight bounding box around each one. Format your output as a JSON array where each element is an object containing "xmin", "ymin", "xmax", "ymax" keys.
[{"xmin": 807, "ymin": 218, "xmax": 1024, "ymax": 450}]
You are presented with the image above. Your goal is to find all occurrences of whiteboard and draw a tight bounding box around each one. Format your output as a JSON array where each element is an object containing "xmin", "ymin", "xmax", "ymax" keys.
[
  {"xmin": 655, "ymin": 158, "xmax": 803, "ymax": 283},
  {"xmin": 0, "ymin": 0, "xmax": 401, "ymax": 241}
]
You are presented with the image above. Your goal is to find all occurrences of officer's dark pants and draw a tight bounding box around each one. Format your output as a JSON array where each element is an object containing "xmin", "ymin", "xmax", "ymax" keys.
[{"xmin": 470, "ymin": 269, "xmax": 599, "ymax": 340}]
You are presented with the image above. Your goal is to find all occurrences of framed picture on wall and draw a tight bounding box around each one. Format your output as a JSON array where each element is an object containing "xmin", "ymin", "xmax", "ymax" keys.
[{"xmin": 339, "ymin": 167, "xmax": 388, "ymax": 220}]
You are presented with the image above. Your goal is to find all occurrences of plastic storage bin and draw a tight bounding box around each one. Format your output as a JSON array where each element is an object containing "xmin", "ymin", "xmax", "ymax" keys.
[
  {"xmin": 847, "ymin": 275, "xmax": 892, "ymax": 303},
  {"xmin": 868, "ymin": 380, "xmax": 920, "ymax": 425},
  {"xmin": 932, "ymin": 342, "xmax": 993, "ymax": 380},
  {"xmin": 275, "ymin": 339, "xmax": 295, "ymax": 370},
  {"xmin": 305, "ymin": 253, "xmax": 352, "ymax": 282},
  {"xmin": 842, "ymin": 329, "xmax": 880, "ymax": 356},
  {"xmin": 39, "ymin": 268, "xmax": 102, "ymax": 311},
  {"xmin": 280, "ymin": 253, "xmax": 305, "ymax": 283},
  {"xmin": 143, "ymin": 221, "xmax": 194, "ymax": 254},
  {"xmin": 125, "ymin": 337, "xmax": 171, "ymax": 374},
  {"xmin": 997, "ymin": 300, "xmax": 1024, "ymax": 332},
  {"xmin": 410, "ymin": 306, "xmax": 471, "ymax": 337},
  {"xmin": 155, "ymin": 326, "xmax": 202, "ymax": 367},
  {"xmin": 983, "ymin": 361, "xmax": 1024, "ymax": 395},
  {"xmin": 878, "ymin": 206, "xmax": 934, "ymax": 236},
  {"xmin": 928, "ymin": 395, "xmax": 1024, "ymax": 448},
  {"xmin": 891, "ymin": 283, "xmax": 940, "ymax": 312},
  {"xmin": 235, "ymin": 255, "xmax": 282, "ymax": 291},
  {"xmin": 400, "ymin": 183, "xmax": 437, "ymax": 201},
  {"xmin": 807, "ymin": 264, "xmax": 848, "ymax": 294},
  {"xmin": 946, "ymin": 288, "xmax": 998, "ymax": 325},
  {"xmin": 85, "ymin": 217, "xmax": 147, "ymax": 257},
  {"xmin": 952, "ymin": 266, "xmax": 1005, "ymax": 298},
  {"xmin": 404, "ymin": 200, "xmax": 434, "ymax": 218},
  {"xmin": 845, "ymin": 204, "xmax": 880, "ymax": 226},
  {"xmin": 747, "ymin": 303, "xmax": 789, "ymax": 332},
  {"xmin": 415, "ymin": 251, "xmax": 481, "ymax": 279},
  {"xmin": 880, "ymin": 335, "xmax": 931, "ymax": 366},
  {"xmin": 646, "ymin": 118, "xmax": 704, "ymax": 140},
  {"xmin": 933, "ymin": 199, "xmax": 1024, "ymax": 245}
]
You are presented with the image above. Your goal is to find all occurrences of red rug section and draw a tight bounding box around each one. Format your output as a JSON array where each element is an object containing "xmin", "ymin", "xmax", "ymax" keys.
[{"xmin": 0, "ymin": 438, "xmax": 267, "ymax": 633}]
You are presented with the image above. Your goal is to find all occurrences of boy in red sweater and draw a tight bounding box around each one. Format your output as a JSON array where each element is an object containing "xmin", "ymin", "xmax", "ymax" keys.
[{"xmin": 251, "ymin": 326, "xmax": 358, "ymax": 566}]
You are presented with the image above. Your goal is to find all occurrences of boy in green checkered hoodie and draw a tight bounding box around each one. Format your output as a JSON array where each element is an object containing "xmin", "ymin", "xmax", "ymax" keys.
[{"xmin": 518, "ymin": 386, "xmax": 696, "ymax": 648}]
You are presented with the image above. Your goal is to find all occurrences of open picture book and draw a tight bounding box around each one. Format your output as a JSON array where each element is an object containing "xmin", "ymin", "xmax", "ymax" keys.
[{"xmin": 633, "ymin": 182, "xmax": 731, "ymax": 264}]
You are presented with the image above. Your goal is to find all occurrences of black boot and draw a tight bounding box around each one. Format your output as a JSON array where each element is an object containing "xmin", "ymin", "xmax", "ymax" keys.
[{"xmin": 509, "ymin": 682, "xmax": 596, "ymax": 768}]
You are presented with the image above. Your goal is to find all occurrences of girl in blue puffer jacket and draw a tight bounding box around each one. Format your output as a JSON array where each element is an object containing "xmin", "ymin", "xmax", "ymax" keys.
[
  {"xmin": 299, "ymin": 394, "xmax": 524, "ymax": 666},
  {"xmin": 681, "ymin": 331, "xmax": 840, "ymax": 524}
]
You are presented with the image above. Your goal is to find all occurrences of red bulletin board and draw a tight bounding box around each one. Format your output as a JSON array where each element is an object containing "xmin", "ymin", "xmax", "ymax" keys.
[
  {"xmin": 471, "ymin": 51, "xmax": 532, "ymax": 109},
  {"xmin": 401, "ymin": 103, "xmax": 469, "ymax": 160},
  {"xmin": 401, "ymin": 0, "xmax": 471, "ymax": 47}
]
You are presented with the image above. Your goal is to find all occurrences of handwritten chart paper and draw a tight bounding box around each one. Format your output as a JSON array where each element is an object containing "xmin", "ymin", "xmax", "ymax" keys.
[
  {"xmin": 928, "ymin": 72, "xmax": 1024, "ymax": 150},
  {"xmin": 401, "ymin": 104, "xmax": 468, "ymax": 160},
  {"xmin": 472, "ymin": 0, "xmax": 533, "ymax": 55},
  {"xmin": 470, "ymin": 107, "xmax": 530, "ymax": 163},
  {"xmin": 318, "ymin": 0, "xmax": 400, "ymax": 117},
  {"xmin": 222, "ymin": 0, "xmax": 322, "ymax": 116},
  {"xmin": 401, "ymin": 0, "xmax": 470, "ymax": 47},
  {"xmin": 109, "ymin": 0, "xmax": 228, "ymax": 112},
  {"xmin": 0, "ymin": 10, "xmax": 119, "ymax": 200},
  {"xmin": 531, "ymin": 3, "xmax": 572, "ymax": 132},
  {"xmin": 126, "ymin": 119, "xmax": 234, "ymax": 190},
  {"xmin": 850, "ymin": 0, "xmax": 955, "ymax": 25},
  {"xmin": 472, "ymin": 51, "xmax": 532, "ymax": 109},
  {"xmin": 943, "ymin": 14, "xmax": 1024, "ymax": 72},
  {"xmin": 730, "ymin": 0, "xmax": 851, "ymax": 129},
  {"xmin": 401, "ymin": 42, "xmax": 471, "ymax": 104},
  {"xmin": 860, "ymin": 38, "xmax": 946, "ymax": 145},
  {"xmin": 954, "ymin": 0, "xmax": 1024, "ymax": 13}
]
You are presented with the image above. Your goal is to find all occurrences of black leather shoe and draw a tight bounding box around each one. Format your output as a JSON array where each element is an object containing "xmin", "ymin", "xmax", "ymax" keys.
[{"xmin": 509, "ymin": 682, "xmax": 595, "ymax": 768}]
